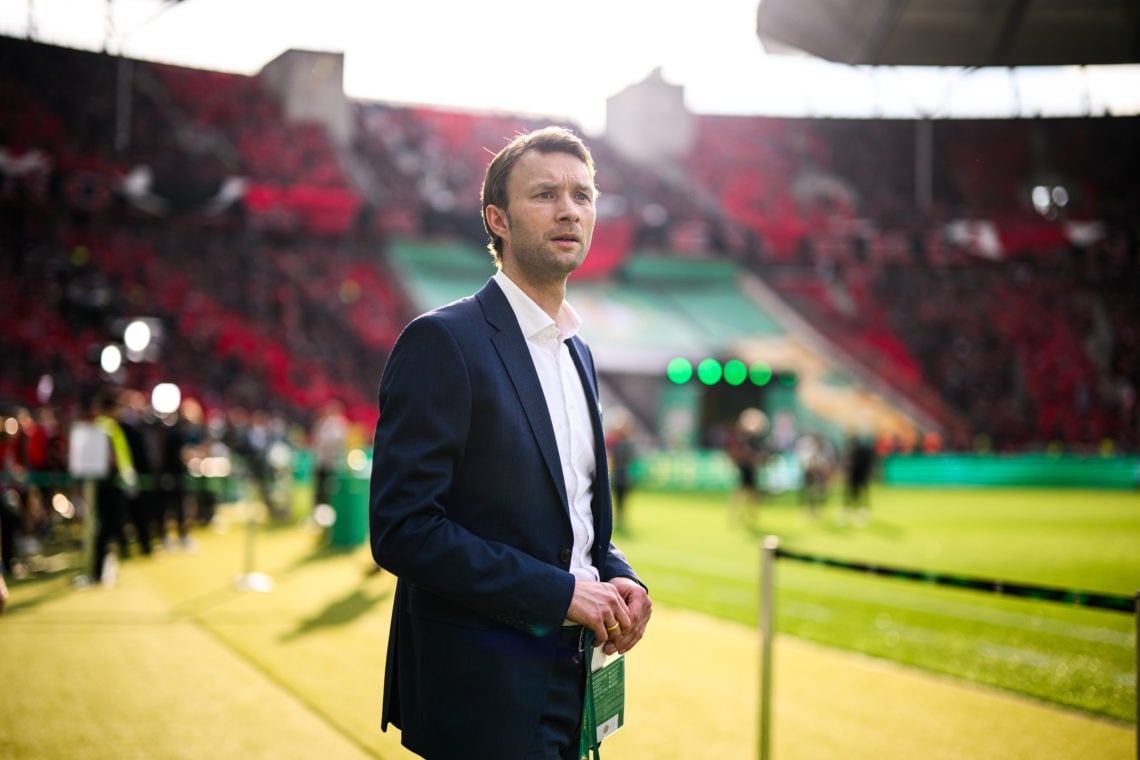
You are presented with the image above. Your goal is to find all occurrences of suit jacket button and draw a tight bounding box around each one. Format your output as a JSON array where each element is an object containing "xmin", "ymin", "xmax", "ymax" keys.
[{"xmin": 559, "ymin": 549, "xmax": 572, "ymax": 564}]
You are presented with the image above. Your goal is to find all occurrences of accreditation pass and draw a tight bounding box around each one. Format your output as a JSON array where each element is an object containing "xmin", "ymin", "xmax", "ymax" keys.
[{"xmin": 589, "ymin": 645, "xmax": 625, "ymax": 743}]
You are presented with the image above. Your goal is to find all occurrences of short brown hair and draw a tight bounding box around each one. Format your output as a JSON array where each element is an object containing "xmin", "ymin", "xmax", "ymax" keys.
[{"xmin": 480, "ymin": 126, "xmax": 597, "ymax": 265}]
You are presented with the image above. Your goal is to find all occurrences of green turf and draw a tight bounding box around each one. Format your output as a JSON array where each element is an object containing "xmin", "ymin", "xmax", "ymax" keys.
[
  {"xmin": 615, "ymin": 485, "xmax": 1140, "ymax": 722},
  {"xmin": 2, "ymin": 487, "xmax": 1134, "ymax": 759}
]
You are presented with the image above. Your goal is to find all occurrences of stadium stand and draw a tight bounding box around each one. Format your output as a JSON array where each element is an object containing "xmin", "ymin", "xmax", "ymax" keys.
[{"xmin": 1, "ymin": 35, "xmax": 1137, "ymax": 455}]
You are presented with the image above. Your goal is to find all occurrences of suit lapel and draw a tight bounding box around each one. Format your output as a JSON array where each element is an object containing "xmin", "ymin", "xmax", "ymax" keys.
[{"xmin": 478, "ymin": 281, "xmax": 569, "ymax": 511}]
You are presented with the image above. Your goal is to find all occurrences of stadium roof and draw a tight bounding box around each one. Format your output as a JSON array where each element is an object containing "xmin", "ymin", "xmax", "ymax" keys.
[{"xmin": 756, "ymin": 0, "xmax": 1140, "ymax": 67}]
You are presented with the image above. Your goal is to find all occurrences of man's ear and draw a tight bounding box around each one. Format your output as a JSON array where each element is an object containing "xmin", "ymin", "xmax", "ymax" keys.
[{"xmin": 485, "ymin": 204, "xmax": 509, "ymax": 240}]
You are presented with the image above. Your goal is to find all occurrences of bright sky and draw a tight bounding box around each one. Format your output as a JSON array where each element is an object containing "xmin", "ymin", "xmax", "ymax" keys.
[{"xmin": 4, "ymin": 0, "xmax": 1140, "ymax": 135}]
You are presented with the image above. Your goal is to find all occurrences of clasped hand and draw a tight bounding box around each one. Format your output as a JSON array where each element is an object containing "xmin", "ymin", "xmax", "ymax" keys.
[{"xmin": 566, "ymin": 577, "xmax": 652, "ymax": 656}]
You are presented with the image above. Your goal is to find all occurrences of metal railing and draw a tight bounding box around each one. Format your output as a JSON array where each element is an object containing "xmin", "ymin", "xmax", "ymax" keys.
[{"xmin": 757, "ymin": 536, "xmax": 1138, "ymax": 760}]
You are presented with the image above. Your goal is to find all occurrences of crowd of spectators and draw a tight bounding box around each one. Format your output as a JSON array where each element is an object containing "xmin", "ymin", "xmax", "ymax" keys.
[
  {"xmin": 351, "ymin": 102, "xmax": 727, "ymax": 263},
  {"xmin": 0, "ymin": 380, "xmax": 320, "ymax": 583},
  {"xmin": 681, "ymin": 113, "xmax": 1139, "ymax": 451},
  {"xmin": 2, "ymin": 36, "xmax": 1138, "ymax": 465}
]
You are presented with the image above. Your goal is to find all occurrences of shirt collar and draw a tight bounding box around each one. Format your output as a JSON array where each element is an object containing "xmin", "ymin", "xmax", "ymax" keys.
[{"xmin": 493, "ymin": 270, "xmax": 582, "ymax": 342}]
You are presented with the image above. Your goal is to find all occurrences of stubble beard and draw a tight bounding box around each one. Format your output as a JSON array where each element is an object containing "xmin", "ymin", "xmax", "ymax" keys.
[{"xmin": 505, "ymin": 211, "xmax": 589, "ymax": 283}]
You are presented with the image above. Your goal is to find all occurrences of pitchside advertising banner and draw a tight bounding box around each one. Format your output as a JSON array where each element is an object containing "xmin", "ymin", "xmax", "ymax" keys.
[{"xmin": 884, "ymin": 453, "xmax": 1140, "ymax": 489}]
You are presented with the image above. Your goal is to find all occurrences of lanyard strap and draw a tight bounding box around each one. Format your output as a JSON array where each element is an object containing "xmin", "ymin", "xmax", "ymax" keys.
[{"xmin": 578, "ymin": 631, "xmax": 601, "ymax": 760}]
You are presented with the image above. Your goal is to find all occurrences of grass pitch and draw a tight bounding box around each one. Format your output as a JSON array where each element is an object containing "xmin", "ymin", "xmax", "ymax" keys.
[
  {"xmin": 616, "ymin": 484, "xmax": 1139, "ymax": 722},
  {"xmin": 0, "ymin": 482, "xmax": 1135, "ymax": 759}
]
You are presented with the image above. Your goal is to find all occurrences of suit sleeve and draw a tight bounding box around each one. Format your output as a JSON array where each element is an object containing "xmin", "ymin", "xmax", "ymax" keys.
[{"xmin": 369, "ymin": 315, "xmax": 575, "ymax": 635}]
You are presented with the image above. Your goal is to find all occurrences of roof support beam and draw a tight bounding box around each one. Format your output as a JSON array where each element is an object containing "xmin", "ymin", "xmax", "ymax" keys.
[
  {"xmin": 987, "ymin": 0, "xmax": 1032, "ymax": 66},
  {"xmin": 854, "ymin": 0, "xmax": 910, "ymax": 65}
]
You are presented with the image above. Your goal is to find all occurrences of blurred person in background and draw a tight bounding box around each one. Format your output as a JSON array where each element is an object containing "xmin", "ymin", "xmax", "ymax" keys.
[
  {"xmin": 310, "ymin": 398, "xmax": 347, "ymax": 511},
  {"xmin": 115, "ymin": 389, "xmax": 156, "ymax": 556},
  {"xmin": 369, "ymin": 126, "xmax": 651, "ymax": 760},
  {"xmin": 0, "ymin": 458, "xmax": 9, "ymax": 609},
  {"xmin": 11, "ymin": 407, "xmax": 44, "ymax": 553},
  {"xmin": 0, "ymin": 405, "xmax": 66, "ymax": 571},
  {"xmin": 194, "ymin": 406, "xmax": 231, "ymax": 526},
  {"xmin": 154, "ymin": 396, "xmax": 194, "ymax": 550},
  {"xmin": 794, "ymin": 430, "xmax": 836, "ymax": 518},
  {"xmin": 605, "ymin": 407, "xmax": 636, "ymax": 535},
  {"xmin": 222, "ymin": 407, "xmax": 252, "ymax": 493},
  {"xmin": 0, "ymin": 411, "xmax": 24, "ymax": 580},
  {"xmin": 262, "ymin": 410, "xmax": 294, "ymax": 519},
  {"xmin": 89, "ymin": 388, "xmax": 138, "ymax": 584},
  {"xmin": 230, "ymin": 408, "xmax": 289, "ymax": 519},
  {"xmin": 840, "ymin": 431, "xmax": 877, "ymax": 526},
  {"xmin": 26, "ymin": 403, "xmax": 68, "ymax": 545},
  {"xmin": 725, "ymin": 407, "xmax": 768, "ymax": 530}
]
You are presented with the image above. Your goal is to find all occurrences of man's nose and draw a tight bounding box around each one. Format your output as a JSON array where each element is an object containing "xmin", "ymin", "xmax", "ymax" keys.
[{"xmin": 555, "ymin": 193, "xmax": 579, "ymax": 222}]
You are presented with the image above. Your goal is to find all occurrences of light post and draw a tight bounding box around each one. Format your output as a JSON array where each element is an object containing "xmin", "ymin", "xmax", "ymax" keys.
[{"xmin": 108, "ymin": 0, "xmax": 185, "ymax": 155}]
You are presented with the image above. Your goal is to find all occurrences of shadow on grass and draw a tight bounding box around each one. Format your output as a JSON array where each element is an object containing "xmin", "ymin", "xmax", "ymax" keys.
[
  {"xmin": 279, "ymin": 584, "xmax": 391, "ymax": 643},
  {"xmin": 273, "ymin": 540, "xmax": 384, "ymax": 582},
  {"xmin": 4, "ymin": 568, "xmax": 82, "ymax": 615}
]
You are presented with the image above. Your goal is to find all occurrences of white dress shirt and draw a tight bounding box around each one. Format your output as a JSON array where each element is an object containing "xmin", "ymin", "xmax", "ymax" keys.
[{"xmin": 493, "ymin": 270, "xmax": 599, "ymax": 582}]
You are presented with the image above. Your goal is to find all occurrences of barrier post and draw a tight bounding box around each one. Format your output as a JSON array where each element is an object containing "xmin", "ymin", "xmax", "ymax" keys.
[
  {"xmin": 234, "ymin": 500, "xmax": 273, "ymax": 593},
  {"xmin": 759, "ymin": 535, "xmax": 779, "ymax": 760}
]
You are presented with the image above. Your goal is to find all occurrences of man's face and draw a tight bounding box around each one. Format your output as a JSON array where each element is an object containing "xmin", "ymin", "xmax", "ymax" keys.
[{"xmin": 492, "ymin": 150, "xmax": 596, "ymax": 283}]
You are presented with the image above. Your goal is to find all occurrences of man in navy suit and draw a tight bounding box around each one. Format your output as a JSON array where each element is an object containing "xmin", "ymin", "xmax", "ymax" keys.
[{"xmin": 369, "ymin": 126, "xmax": 651, "ymax": 759}]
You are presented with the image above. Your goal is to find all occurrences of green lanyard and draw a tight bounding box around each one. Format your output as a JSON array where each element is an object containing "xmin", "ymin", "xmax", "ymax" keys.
[{"xmin": 578, "ymin": 631, "xmax": 601, "ymax": 760}]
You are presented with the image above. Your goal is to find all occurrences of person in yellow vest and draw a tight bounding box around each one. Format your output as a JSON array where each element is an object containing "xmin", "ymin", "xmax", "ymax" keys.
[{"xmin": 90, "ymin": 389, "xmax": 137, "ymax": 584}]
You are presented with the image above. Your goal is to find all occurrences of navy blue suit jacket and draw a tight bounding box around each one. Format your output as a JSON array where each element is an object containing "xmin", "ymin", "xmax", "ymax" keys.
[{"xmin": 369, "ymin": 278, "xmax": 640, "ymax": 759}]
